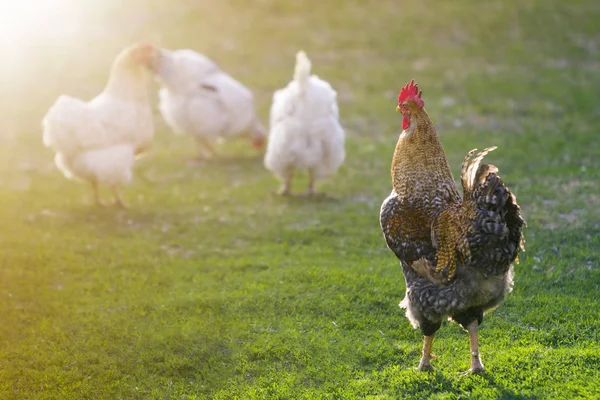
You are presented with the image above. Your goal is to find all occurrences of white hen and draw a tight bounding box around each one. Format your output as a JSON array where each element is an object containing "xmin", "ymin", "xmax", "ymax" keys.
[
  {"xmin": 150, "ymin": 49, "xmax": 266, "ymax": 158},
  {"xmin": 42, "ymin": 43, "xmax": 156, "ymax": 207},
  {"xmin": 264, "ymin": 51, "xmax": 345, "ymax": 195}
]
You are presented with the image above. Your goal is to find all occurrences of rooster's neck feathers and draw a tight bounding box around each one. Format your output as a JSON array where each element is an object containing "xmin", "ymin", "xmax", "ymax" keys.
[{"xmin": 391, "ymin": 109, "xmax": 457, "ymax": 203}]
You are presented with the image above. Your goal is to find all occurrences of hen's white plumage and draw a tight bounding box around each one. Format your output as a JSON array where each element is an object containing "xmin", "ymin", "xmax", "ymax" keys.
[
  {"xmin": 264, "ymin": 51, "xmax": 345, "ymax": 195},
  {"xmin": 42, "ymin": 44, "xmax": 156, "ymax": 206},
  {"xmin": 150, "ymin": 49, "xmax": 266, "ymax": 158}
]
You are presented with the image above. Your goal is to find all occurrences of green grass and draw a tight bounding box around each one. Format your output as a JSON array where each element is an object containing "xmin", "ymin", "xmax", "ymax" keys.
[{"xmin": 1, "ymin": 0, "xmax": 600, "ymax": 398}]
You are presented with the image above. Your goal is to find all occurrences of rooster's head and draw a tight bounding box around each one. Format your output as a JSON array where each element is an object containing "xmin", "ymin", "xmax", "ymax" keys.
[{"xmin": 396, "ymin": 80, "xmax": 424, "ymax": 130}]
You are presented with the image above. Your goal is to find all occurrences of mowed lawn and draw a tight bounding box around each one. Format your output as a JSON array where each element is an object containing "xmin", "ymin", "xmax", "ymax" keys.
[{"xmin": 1, "ymin": 0, "xmax": 600, "ymax": 398}]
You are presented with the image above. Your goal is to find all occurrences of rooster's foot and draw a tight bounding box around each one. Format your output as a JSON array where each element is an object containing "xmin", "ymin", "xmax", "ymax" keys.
[
  {"xmin": 467, "ymin": 358, "xmax": 485, "ymax": 374},
  {"xmin": 418, "ymin": 361, "xmax": 434, "ymax": 372},
  {"xmin": 459, "ymin": 366, "xmax": 485, "ymax": 376},
  {"xmin": 418, "ymin": 335, "xmax": 436, "ymax": 372},
  {"xmin": 417, "ymin": 353, "xmax": 436, "ymax": 372},
  {"xmin": 461, "ymin": 322, "xmax": 485, "ymax": 374}
]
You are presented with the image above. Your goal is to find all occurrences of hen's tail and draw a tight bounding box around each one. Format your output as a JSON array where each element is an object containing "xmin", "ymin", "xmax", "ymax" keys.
[
  {"xmin": 463, "ymin": 148, "xmax": 526, "ymax": 273},
  {"xmin": 42, "ymin": 95, "xmax": 90, "ymax": 157},
  {"xmin": 293, "ymin": 50, "xmax": 311, "ymax": 94}
]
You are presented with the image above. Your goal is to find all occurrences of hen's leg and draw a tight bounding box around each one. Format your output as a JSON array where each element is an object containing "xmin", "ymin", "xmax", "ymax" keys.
[
  {"xmin": 305, "ymin": 170, "xmax": 317, "ymax": 196},
  {"xmin": 418, "ymin": 335, "xmax": 436, "ymax": 371},
  {"xmin": 112, "ymin": 187, "xmax": 128, "ymax": 208},
  {"xmin": 277, "ymin": 167, "xmax": 294, "ymax": 196},
  {"xmin": 196, "ymin": 139, "xmax": 216, "ymax": 159},
  {"xmin": 92, "ymin": 182, "xmax": 108, "ymax": 206},
  {"xmin": 466, "ymin": 320, "xmax": 485, "ymax": 373}
]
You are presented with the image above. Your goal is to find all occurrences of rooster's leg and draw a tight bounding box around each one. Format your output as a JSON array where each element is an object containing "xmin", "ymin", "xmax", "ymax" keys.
[
  {"xmin": 418, "ymin": 335, "xmax": 436, "ymax": 371},
  {"xmin": 112, "ymin": 187, "xmax": 128, "ymax": 209},
  {"xmin": 277, "ymin": 167, "xmax": 294, "ymax": 196},
  {"xmin": 466, "ymin": 320, "xmax": 485, "ymax": 373}
]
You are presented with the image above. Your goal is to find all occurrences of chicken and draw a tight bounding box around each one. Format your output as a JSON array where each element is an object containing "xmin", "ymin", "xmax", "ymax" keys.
[
  {"xmin": 264, "ymin": 51, "xmax": 345, "ymax": 195},
  {"xmin": 379, "ymin": 80, "xmax": 525, "ymax": 373},
  {"xmin": 42, "ymin": 43, "xmax": 157, "ymax": 207},
  {"xmin": 148, "ymin": 48, "xmax": 266, "ymax": 158}
]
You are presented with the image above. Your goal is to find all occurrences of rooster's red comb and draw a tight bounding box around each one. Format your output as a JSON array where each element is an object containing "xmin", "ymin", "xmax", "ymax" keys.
[{"xmin": 398, "ymin": 80, "xmax": 424, "ymax": 109}]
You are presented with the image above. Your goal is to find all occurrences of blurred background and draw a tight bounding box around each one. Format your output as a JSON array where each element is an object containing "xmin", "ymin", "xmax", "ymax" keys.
[
  {"xmin": 1, "ymin": 0, "xmax": 599, "ymax": 397},
  {"xmin": 2, "ymin": 0, "xmax": 598, "ymax": 223},
  {"xmin": 4, "ymin": 0, "xmax": 599, "ymax": 137}
]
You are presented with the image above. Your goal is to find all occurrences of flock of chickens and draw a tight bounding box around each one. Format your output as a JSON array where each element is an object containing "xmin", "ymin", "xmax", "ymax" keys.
[
  {"xmin": 42, "ymin": 44, "xmax": 344, "ymax": 205},
  {"xmin": 41, "ymin": 44, "xmax": 526, "ymax": 373}
]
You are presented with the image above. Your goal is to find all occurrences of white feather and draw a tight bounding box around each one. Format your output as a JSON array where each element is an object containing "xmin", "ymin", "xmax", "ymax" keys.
[
  {"xmin": 264, "ymin": 51, "xmax": 345, "ymax": 183},
  {"xmin": 41, "ymin": 45, "xmax": 154, "ymax": 189},
  {"xmin": 152, "ymin": 49, "xmax": 266, "ymax": 143},
  {"xmin": 293, "ymin": 50, "xmax": 311, "ymax": 95}
]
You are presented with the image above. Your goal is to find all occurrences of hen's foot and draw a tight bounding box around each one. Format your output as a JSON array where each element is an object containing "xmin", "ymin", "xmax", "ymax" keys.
[
  {"xmin": 195, "ymin": 152, "xmax": 215, "ymax": 160},
  {"xmin": 305, "ymin": 172, "xmax": 318, "ymax": 197},
  {"xmin": 114, "ymin": 199, "xmax": 129, "ymax": 209},
  {"xmin": 186, "ymin": 147, "xmax": 217, "ymax": 165},
  {"xmin": 95, "ymin": 200, "xmax": 128, "ymax": 208},
  {"xmin": 275, "ymin": 185, "xmax": 291, "ymax": 196},
  {"xmin": 186, "ymin": 155, "xmax": 212, "ymax": 167},
  {"xmin": 92, "ymin": 182, "xmax": 108, "ymax": 207},
  {"xmin": 275, "ymin": 174, "xmax": 293, "ymax": 196},
  {"xmin": 195, "ymin": 140, "xmax": 217, "ymax": 160},
  {"xmin": 111, "ymin": 188, "xmax": 128, "ymax": 209},
  {"xmin": 301, "ymin": 188, "xmax": 319, "ymax": 197}
]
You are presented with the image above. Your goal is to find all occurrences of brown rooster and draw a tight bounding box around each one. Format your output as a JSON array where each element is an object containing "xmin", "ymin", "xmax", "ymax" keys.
[{"xmin": 379, "ymin": 80, "xmax": 525, "ymax": 373}]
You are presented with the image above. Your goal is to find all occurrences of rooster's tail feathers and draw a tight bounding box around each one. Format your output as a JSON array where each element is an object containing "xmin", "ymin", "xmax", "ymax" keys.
[
  {"xmin": 461, "ymin": 146, "xmax": 497, "ymax": 195},
  {"xmin": 294, "ymin": 50, "xmax": 311, "ymax": 94},
  {"xmin": 465, "ymin": 147, "xmax": 526, "ymax": 260}
]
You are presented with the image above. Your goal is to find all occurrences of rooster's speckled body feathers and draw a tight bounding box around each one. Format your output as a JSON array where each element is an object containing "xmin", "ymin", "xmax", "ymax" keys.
[{"xmin": 379, "ymin": 80, "xmax": 525, "ymax": 372}]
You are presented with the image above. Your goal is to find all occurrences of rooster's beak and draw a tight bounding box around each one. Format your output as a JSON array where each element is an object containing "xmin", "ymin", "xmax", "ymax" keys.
[{"xmin": 396, "ymin": 106, "xmax": 401, "ymax": 112}]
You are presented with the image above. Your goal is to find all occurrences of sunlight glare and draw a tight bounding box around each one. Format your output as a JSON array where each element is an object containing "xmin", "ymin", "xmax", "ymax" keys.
[{"xmin": 0, "ymin": 0, "xmax": 85, "ymax": 51}]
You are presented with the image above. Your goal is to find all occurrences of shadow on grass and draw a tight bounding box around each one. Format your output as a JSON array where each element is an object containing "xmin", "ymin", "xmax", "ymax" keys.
[
  {"xmin": 270, "ymin": 191, "xmax": 342, "ymax": 205},
  {"xmin": 476, "ymin": 372, "xmax": 539, "ymax": 400},
  {"xmin": 184, "ymin": 152, "xmax": 266, "ymax": 168},
  {"xmin": 47, "ymin": 204, "xmax": 164, "ymax": 236}
]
